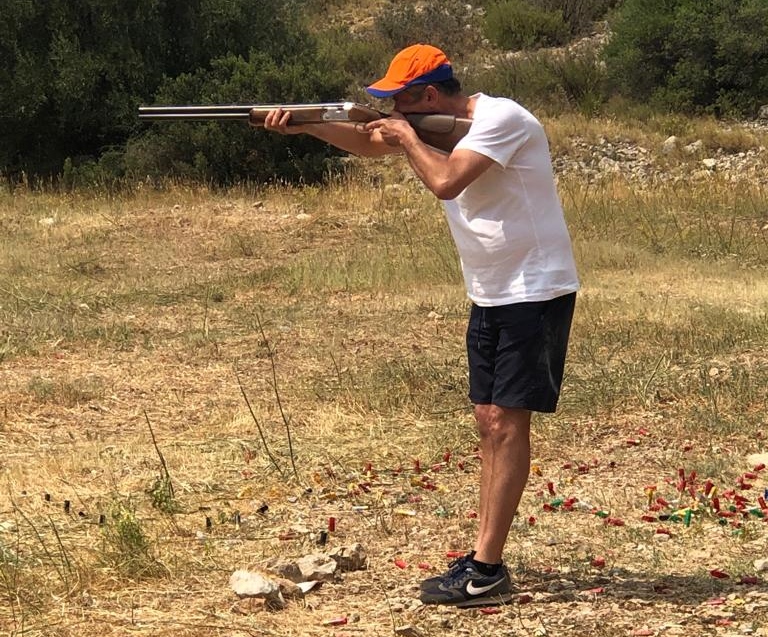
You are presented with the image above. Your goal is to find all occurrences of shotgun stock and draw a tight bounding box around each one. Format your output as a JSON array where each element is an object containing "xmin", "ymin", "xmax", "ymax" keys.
[{"xmin": 138, "ymin": 102, "xmax": 471, "ymax": 153}]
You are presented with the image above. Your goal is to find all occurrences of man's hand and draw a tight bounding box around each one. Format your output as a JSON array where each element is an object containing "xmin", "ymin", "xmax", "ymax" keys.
[
  {"xmin": 257, "ymin": 107, "xmax": 403, "ymax": 158},
  {"xmin": 260, "ymin": 108, "xmax": 307, "ymax": 135},
  {"xmin": 364, "ymin": 113, "xmax": 420, "ymax": 148}
]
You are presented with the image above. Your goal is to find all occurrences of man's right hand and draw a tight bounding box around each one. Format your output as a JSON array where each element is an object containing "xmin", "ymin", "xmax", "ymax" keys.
[{"xmin": 261, "ymin": 108, "xmax": 306, "ymax": 135}]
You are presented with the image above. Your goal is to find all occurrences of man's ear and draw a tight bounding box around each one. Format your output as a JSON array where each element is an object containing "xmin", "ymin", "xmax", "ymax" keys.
[{"xmin": 423, "ymin": 85, "xmax": 440, "ymax": 105}]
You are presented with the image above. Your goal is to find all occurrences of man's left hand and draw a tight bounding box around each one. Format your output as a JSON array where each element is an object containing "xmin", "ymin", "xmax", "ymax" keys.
[{"xmin": 364, "ymin": 114, "xmax": 419, "ymax": 148}]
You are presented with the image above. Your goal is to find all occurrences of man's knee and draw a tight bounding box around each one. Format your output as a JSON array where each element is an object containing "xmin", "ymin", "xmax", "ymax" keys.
[{"xmin": 474, "ymin": 404, "xmax": 531, "ymax": 440}]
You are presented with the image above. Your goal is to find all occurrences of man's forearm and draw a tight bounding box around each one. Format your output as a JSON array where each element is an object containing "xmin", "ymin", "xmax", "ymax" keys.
[
  {"xmin": 401, "ymin": 136, "xmax": 456, "ymax": 199},
  {"xmin": 299, "ymin": 122, "xmax": 401, "ymax": 158}
]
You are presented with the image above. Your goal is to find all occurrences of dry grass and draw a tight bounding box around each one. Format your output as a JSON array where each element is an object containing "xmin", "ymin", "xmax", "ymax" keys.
[
  {"xmin": 544, "ymin": 112, "xmax": 768, "ymax": 158},
  {"xmin": 1, "ymin": 159, "xmax": 767, "ymax": 636}
]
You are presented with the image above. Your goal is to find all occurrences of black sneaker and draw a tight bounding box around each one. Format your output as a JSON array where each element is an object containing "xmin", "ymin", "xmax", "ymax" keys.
[
  {"xmin": 420, "ymin": 562, "xmax": 513, "ymax": 607},
  {"xmin": 419, "ymin": 553, "xmax": 474, "ymax": 591}
]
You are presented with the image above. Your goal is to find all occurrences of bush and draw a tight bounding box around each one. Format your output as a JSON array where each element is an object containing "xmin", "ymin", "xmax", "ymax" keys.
[
  {"xmin": 471, "ymin": 48, "xmax": 608, "ymax": 116},
  {"xmin": 0, "ymin": 0, "xmax": 328, "ymax": 182},
  {"xmin": 375, "ymin": 0, "xmax": 482, "ymax": 56},
  {"xmin": 530, "ymin": 0, "xmax": 621, "ymax": 36},
  {"xmin": 604, "ymin": 0, "xmax": 768, "ymax": 117},
  {"xmin": 315, "ymin": 28, "xmax": 391, "ymax": 99},
  {"xmin": 484, "ymin": 0, "xmax": 571, "ymax": 51},
  {"xmin": 125, "ymin": 50, "xmax": 350, "ymax": 185}
]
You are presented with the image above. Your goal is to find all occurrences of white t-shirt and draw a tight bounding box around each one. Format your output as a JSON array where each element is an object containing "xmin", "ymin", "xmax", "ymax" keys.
[{"xmin": 443, "ymin": 93, "xmax": 579, "ymax": 306}]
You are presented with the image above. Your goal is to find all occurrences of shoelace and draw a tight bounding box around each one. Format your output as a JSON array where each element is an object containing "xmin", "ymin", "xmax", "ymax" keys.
[
  {"xmin": 441, "ymin": 564, "xmax": 478, "ymax": 588},
  {"xmin": 443, "ymin": 554, "xmax": 472, "ymax": 575}
]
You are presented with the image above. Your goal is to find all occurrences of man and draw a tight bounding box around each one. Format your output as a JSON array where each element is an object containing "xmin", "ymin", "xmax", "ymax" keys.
[{"xmin": 262, "ymin": 44, "xmax": 579, "ymax": 607}]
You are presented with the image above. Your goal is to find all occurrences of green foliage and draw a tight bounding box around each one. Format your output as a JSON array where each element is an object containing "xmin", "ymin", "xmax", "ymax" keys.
[
  {"xmin": 530, "ymin": 0, "xmax": 621, "ymax": 36},
  {"xmin": 125, "ymin": 49, "xmax": 350, "ymax": 184},
  {"xmin": 604, "ymin": 0, "xmax": 768, "ymax": 117},
  {"xmin": 375, "ymin": 0, "xmax": 482, "ymax": 55},
  {"xmin": 315, "ymin": 27, "xmax": 391, "ymax": 99},
  {"xmin": 147, "ymin": 475, "xmax": 178, "ymax": 514},
  {"xmin": 101, "ymin": 503, "xmax": 166, "ymax": 579},
  {"xmin": 484, "ymin": 0, "xmax": 570, "ymax": 50},
  {"xmin": 471, "ymin": 48, "xmax": 608, "ymax": 115},
  {"xmin": 0, "ymin": 0, "xmax": 339, "ymax": 183}
]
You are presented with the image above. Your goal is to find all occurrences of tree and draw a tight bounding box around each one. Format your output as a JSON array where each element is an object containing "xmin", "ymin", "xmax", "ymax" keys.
[
  {"xmin": 603, "ymin": 0, "xmax": 768, "ymax": 117},
  {"xmin": 0, "ymin": 0, "xmax": 335, "ymax": 181}
]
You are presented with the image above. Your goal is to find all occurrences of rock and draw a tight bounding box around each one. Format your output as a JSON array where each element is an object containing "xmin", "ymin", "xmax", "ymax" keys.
[
  {"xmin": 0, "ymin": 520, "xmax": 18, "ymax": 533},
  {"xmin": 296, "ymin": 580, "xmax": 321, "ymax": 594},
  {"xmin": 275, "ymin": 578, "xmax": 305, "ymax": 599},
  {"xmin": 329, "ymin": 543, "xmax": 368, "ymax": 571},
  {"xmin": 662, "ymin": 136, "xmax": 679, "ymax": 154},
  {"xmin": 395, "ymin": 626, "xmax": 424, "ymax": 637},
  {"xmin": 684, "ymin": 140, "xmax": 704, "ymax": 154},
  {"xmin": 598, "ymin": 156, "xmax": 621, "ymax": 172},
  {"xmin": 229, "ymin": 570, "xmax": 285, "ymax": 608},
  {"xmin": 264, "ymin": 557, "xmax": 303, "ymax": 582},
  {"xmin": 702, "ymin": 158, "xmax": 718, "ymax": 169},
  {"xmin": 231, "ymin": 597, "xmax": 267, "ymax": 615},
  {"xmin": 747, "ymin": 452, "xmax": 768, "ymax": 468},
  {"xmin": 758, "ymin": 104, "xmax": 768, "ymax": 120},
  {"xmin": 296, "ymin": 554, "xmax": 337, "ymax": 582},
  {"xmin": 754, "ymin": 558, "xmax": 768, "ymax": 572}
]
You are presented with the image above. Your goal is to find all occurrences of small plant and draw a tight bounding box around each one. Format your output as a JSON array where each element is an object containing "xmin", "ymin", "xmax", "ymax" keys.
[
  {"xmin": 101, "ymin": 503, "xmax": 166, "ymax": 579},
  {"xmin": 147, "ymin": 474, "xmax": 178, "ymax": 514},
  {"xmin": 144, "ymin": 411, "xmax": 179, "ymax": 514},
  {"xmin": 26, "ymin": 374, "xmax": 105, "ymax": 407}
]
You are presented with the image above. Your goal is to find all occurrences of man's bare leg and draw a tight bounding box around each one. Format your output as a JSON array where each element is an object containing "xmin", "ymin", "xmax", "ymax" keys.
[{"xmin": 472, "ymin": 404, "xmax": 532, "ymax": 564}]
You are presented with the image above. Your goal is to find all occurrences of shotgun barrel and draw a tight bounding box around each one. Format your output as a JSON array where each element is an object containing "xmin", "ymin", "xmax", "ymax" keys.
[{"xmin": 138, "ymin": 102, "xmax": 472, "ymax": 152}]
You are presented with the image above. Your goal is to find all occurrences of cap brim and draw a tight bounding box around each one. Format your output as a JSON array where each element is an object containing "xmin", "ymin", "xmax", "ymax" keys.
[
  {"xmin": 366, "ymin": 85, "xmax": 405, "ymax": 98},
  {"xmin": 365, "ymin": 64, "xmax": 454, "ymax": 98}
]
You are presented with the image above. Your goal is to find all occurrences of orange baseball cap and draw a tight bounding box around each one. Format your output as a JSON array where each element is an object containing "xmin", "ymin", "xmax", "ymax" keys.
[{"xmin": 366, "ymin": 44, "xmax": 453, "ymax": 98}]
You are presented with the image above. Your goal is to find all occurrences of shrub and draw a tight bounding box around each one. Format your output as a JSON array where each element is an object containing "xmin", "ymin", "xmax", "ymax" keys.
[
  {"xmin": 484, "ymin": 0, "xmax": 570, "ymax": 51},
  {"xmin": 471, "ymin": 47, "xmax": 608, "ymax": 116},
  {"xmin": 126, "ymin": 50, "xmax": 350, "ymax": 185},
  {"xmin": 101, "ymin": 503, "xmax": 166, "ymax": 580},
  {"xmin": 604, "ymin": 0, "xmax": 768, "ymax": 117},
  {"xmin": 531, "ymin": 0, "xmax": 621, "ymax": 36},
  {"xmin": 0, "ymin": 0, "xmax": 331, "ymax": 182},
  {"xmin": 315, "ymin": 27, "xmax": 391, "ymax": 99},
  {"xmin": 375, "ymin": 0, "xmax": 482, "ymax": 56}
]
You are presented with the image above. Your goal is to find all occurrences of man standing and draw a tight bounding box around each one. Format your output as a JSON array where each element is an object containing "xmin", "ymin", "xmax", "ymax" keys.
[{"xmin": 262, "ymin": 44, "xmax": 579, "ymax": 607}]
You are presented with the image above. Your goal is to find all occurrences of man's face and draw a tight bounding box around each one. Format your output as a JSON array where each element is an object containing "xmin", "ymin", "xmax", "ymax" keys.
[{"xmin": 392, "ymin": 85, "xmax": 432, "ymax": 113}]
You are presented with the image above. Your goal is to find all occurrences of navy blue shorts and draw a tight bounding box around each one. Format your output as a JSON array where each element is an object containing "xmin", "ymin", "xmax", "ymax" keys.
[{"xmin": 466, "ymin": 292, "xmax": 576, "ymax": 413}]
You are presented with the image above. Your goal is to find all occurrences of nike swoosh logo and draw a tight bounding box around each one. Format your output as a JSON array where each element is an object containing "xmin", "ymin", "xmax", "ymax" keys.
[{"xmin": 466, "ymin": 579, "xmax": 503, "ymax": 596}]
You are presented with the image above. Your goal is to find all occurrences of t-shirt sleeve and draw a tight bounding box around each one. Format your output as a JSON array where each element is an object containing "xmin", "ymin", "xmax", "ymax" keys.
[{"xmin": 454, "ymin": 100, "xmax": 530, "ymax": 167}]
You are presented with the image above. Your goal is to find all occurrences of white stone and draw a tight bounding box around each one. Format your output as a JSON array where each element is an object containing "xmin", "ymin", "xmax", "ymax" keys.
[
  {"xmin": 662, "ymin": 136, "xmax": 679, "ymax": 154},
  {"xmin": 684, "ymin": 140, "xmax": 704, "ymax": 154},
  {"xmin": 0, "ymin": 520, "xmax": 17, "ymax": 533},
  {"xmin": 747, "ymin": 452, "xmax": 768, "ymax": 468},
  {"xmin": 229, "ymin": 569, "xmax": 284, "ymax": 605},
  {"xmin": 296, "ymin": 554, "xmax": 337, "ymax": 582}
]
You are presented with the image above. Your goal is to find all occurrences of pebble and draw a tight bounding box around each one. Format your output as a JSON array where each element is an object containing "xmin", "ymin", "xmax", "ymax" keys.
[{"xmin": 552, "ymin": 130, "xmax": 768, "ymax": 185}]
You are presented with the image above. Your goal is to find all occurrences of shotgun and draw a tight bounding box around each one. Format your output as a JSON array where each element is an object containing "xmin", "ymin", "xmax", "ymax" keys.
[{"xmin": 138, "ymin": 102, "xmax": 472, "ymax": 153}]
